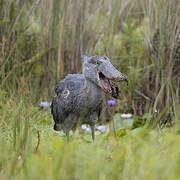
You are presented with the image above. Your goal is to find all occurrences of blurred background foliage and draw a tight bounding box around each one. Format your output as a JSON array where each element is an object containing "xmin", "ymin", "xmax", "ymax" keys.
[
  {"xmin": 0, "ymin": 0, "xmax": 180, "ymax": 178},
  {"xmin": 1, "ymin": 0, "xmax": 180, "ymax": 125}
]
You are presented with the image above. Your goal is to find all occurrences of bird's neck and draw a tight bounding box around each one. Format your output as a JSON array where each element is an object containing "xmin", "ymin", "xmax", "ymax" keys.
[
  {"xmin": 85, "ymin": 77, "xmax": 98, "ymax": 89},
  {"xmin": 84, "ymin": 77, "xmax": 104, "ymax": 97}
]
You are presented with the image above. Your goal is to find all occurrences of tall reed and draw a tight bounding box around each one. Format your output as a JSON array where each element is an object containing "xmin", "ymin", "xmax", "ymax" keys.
[
  {"xmin": 0, "ymin": 0, "xmax": 180, "ymax": 124},
  {"xmin": 139, "ymin": 0, "xmax": 180, "ymax": 124}
]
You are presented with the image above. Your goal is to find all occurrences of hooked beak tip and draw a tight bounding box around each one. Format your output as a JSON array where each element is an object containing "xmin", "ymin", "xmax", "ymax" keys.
[
  {"xmin": 126, "ymin": 79, "xmax": 128, "ymax": 86},
  {"xmin": 123, "ymin": 75, "xmax": 128, "ymax": 86}
]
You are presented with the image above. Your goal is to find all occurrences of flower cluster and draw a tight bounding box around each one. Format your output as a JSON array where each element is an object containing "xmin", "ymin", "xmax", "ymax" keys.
[
  {"xmin": 81, "ymin": 124, "xmax": 90, "ymax": 133},
  {"xmin": 96, "ymin": 125, "xmax": 107, "ymax": 133},
  {"xmin": 81, "ymin": 124, "xmax": 107, "ymax": 134},
  {"xmin": 121, "ymin": 113, "xmax": 132, "ymax": 118},
  {"xmin": 40, "ymin": 102, "xmax": 51, "ymax": 108},
  {"xmin": 107, "ymin": 100, "xmax": 116, "ymax": 107}
]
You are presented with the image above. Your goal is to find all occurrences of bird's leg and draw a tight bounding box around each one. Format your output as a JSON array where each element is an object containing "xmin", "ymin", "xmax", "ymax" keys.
[
  {"xmin": 89, "ymin": 113, "xmax": 98, "ymax": 142},
  {"xmin": 66, "ymin": 131, "xmax": 70, "ymax": 142},
  {"xmin": 90, "ymin": 125, "xmax": 95, "ymax": 142}
]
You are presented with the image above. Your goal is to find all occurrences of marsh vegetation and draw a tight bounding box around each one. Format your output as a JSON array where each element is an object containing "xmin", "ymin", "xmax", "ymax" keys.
[{"xmin": 0, "ymin": 0, "xmax": 180, "ymax": 179}]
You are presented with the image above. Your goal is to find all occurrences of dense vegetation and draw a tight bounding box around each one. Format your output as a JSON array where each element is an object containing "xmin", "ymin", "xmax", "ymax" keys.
[{"xmin": 0, "ymin": 0, "xmax": 180, "ymax": 179}]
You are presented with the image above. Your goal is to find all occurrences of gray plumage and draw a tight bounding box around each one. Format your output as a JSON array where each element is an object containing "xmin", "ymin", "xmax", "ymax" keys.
[{"xmin": 51, "ymin": 55, "xmax": 128, "ymax": 141}]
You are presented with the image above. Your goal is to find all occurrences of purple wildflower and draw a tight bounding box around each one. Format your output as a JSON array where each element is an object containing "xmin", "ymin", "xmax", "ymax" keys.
[
  {"xmin": 96, "ymin": 125, "xmax": 107, "ymax": 133},
  {"xmin": 40, "ymin": 102, "xmax": 51, "ymax": 108},
  {"xmin": 85, "ymin": 127, "xmax": 90, "ymax": 133},
  {"xmin": 81, "ymin": 125, "xmax": 90, "ymax": 133},
  {"xmin": 107, "ymin": 100, "xmax": 116, "ymax": 107},
  {"xmin": 121, "ymin": 113, "xmax": 132, "ymax": 118},
  {"xmin": 81, "ymin": 124, "xmax": 87, "ymax": 130}
]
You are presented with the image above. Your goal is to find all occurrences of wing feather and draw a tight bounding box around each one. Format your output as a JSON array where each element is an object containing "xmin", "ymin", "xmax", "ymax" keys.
[{"xmin": 51, "ymin": 74, "xmax": 85, "ymax": 124}]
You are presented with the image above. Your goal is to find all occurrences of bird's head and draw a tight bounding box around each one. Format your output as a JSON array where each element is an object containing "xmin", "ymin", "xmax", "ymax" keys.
[{"xmin": 81, "ymin": 55, "xmax": 128, "ymax": 98}]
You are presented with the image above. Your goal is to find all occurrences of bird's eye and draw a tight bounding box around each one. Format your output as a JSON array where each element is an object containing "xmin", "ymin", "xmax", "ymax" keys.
[
  {"xmin": 103, "ymin": 56, "xmax": 108, "ymax": 60},
  {"xmin": 89, "ymin": 58, "xmax": 102, "ymax": 65},
  {"xmin": 97, "ymin": 60, "xmax": 102, "ymax": 65}
]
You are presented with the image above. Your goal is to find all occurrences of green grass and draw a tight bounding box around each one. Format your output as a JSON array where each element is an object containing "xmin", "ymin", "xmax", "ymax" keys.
[
  {"xmin": 1, "ymin": 0, "xmax": 180, "ymax": 123},
  {"xmin": 1, "ymin": 94, "xmax": 180, "ymax": 180},
  {"xmin": 1, "ymin": 0, "xmax": 180, "ymax": 179}
]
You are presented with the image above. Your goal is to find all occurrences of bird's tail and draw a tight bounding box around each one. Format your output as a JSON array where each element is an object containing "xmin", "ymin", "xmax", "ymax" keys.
[{"xmin": 53, "ymin": 123, "xmax": 62, "ymax": 131}]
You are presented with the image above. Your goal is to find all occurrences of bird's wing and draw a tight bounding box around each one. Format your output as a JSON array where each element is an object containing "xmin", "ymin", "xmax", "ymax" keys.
[
  {"xmin": 51, "ymin": 74, "xmax": 85, "ymax": 123},
  {"xmin": 54, "ymin": 74, "xmax": 85, "ymax": 96}
]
